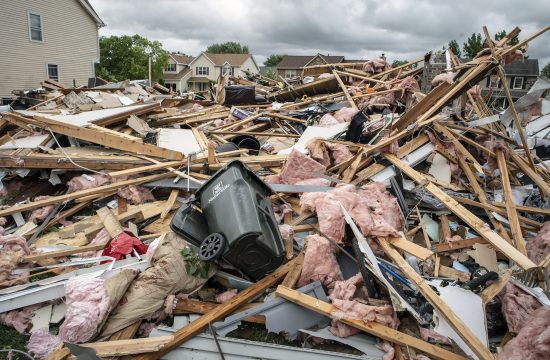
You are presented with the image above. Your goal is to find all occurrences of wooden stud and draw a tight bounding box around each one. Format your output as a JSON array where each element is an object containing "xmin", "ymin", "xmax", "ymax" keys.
[
  {"xmin": 332, "ymin": 70, "xmax": 358, "ymax": 110},
  {"xmin": 160, "ymin": 190, "xmax": 179, "ymax": 221}
]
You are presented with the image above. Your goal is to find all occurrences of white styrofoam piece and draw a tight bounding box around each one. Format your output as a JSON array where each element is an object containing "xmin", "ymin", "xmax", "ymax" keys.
[
  {"xmin": 278, "ymin": 123, "xmax": 348, "ymax": 155},
  {"xmin": 157, "ymin": 128, "xmax": 202, "ymax": 155}
]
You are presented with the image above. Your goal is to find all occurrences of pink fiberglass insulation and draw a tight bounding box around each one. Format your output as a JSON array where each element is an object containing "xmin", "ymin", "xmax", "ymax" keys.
[
  {"xmin": 329, "ymin": 273, "xmax": 363, "ymax": 301},
  {"xmin": 58, "ymin": 277, "xmax": 111, "ymax": 343},
  {"xmin": 334, "ymin": 107, "xmax": 359, "ymax": 123},
  {"xmin": 0, "ymin": 180, "xmax": 23, "ymax": 198},
  {"xmin": 480, "ymin": 137, "xmax": 509, "ymax": 171},
  {"xmin": 81, "ymin": 228, "xmax": 111, "ymax": 258},
  {"xmin": 27, "ymin": 328, "xmax": 62, "ymax": 360},
  {"xmin": 377, "ymin": 341, "xmax": 396, "ymax": 360},
  {"xmin": 279, "ymin": 149, "xmax": 327, "ymax": 185},
  {"xmin": 362, "ymin": 58, "xmax": 391, "ymax": 74},
  {"xmin": 272, "ymin": 204, "xmax": 293, "ymax": 223},
  {"xmin": 67, "ymin": 174, "xmax": 111, "ymax": 193},
  {"xmin": 0, "ymin": 217, "xmax": 6, "ymax": 226},
  {"xmin": 0, "ymin": 234, "xmax": 31, "ymax": 285},
  {"xmin": 0, "ymin": 305, "xmax": 41, "ymax": 333},
  {"xmin": 117, "ymin": 185, "xmax": 154, "ymax": 205},
  {"xmin": 278, "ymin": 224, "xmax": 294, "ymax": 243},
  {"xmin": 426, "ymin": 131, "xmax": 460, "ymax": 175},
  {"xmin": 300, "ymin": 183, "xmax": 403, "ymax": 243},
  {"xmin": 216, "ymin": 289, "xmax": 238, "ymax": 303},
  {"xmin": 500, "ymin": 283, "xmax": 542, "ymax": 333},
  {"xmin": 418, "ymin": 326, "xmax": 452, "ymax": 344},
  {"xmin": 318, "ymin": 113, "xmax": 341, "ymax": 127},
  {"xmin": 263, "ymin": 174, "xmax": 282, "ymax": 184},
  {"xmin": 431, "ymin": 72, "xmax": 457, "ymax": 87},
  {"xmin": 526, "ymin": 221, "xmax": 550, "ymax": 264},
  {"xmin": 28, "ymin": 196, "xmax": 55, "ymax": 224},
  {"xmin": 297, "ymin": 235, "xmax": 343, "ymax": 291},
  {"xmin": 306, "ymin": 138, "xmax": 353, "ymax": 167},
  {"xmin": 497, "ymin": 307, "xmax": 550, "ymax": 360}
]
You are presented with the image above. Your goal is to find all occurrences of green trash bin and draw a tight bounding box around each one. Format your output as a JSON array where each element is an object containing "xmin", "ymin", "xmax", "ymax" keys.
[{"xmin": 174, "ymin": 160, "xmax": 286, "ymax": 280}]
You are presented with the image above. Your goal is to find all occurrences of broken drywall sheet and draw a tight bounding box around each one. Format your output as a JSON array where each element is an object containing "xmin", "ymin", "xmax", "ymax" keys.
[
  {"xmin": 467, "ymin": 244, "xmax": 498, "ymax": 272},
  {"xmin": 0, "ymin": 134, "xmax": 49, "ymax": 149},
  {"xmin": 157, "ymin": 128, "xmax": 202, "ymax": 155},
  {"xmin": 428, "ymin": 153, "xmax": 451, "ymax": 184},
  {"xmin": 432, "ymin": 284, "xmax": 488, "ymax": 360},
  {"xmin": 278, "ymin": 122, "xmax": 348, "ymax": 155}
]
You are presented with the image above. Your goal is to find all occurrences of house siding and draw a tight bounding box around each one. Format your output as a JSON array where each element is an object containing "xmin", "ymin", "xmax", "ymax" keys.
[
  {"xmin": 239, "ymin": 57, "xmax": 259, "ymax": 75},
  {"xmin": 0, "ymin": 0, "xmax": 99, "ymax": 99}
]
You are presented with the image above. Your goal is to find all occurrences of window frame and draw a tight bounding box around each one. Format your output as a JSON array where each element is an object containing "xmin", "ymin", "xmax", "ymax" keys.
[
  {"xmin": 513, "ymin": 77, "xmax": 524, "ymax": 90},
  {"xmin": 28, "ymin": 11, "xmax": 43, "ymax": 43},
  {"xmin": 196, "ymin": 66, "xmax": 209, "ymax": 76},
  {"xmin": 285, "ymin": 69, "xmax": 297, "ymax": 78},
  {"xmin": 47, "ymin": 63, "xmax": 59, "ymax": 82},
  {"xmin": 165, "ymin": 63, "xmax": 177, "ymax": 72},
  {"xmin": 222, "ymin": 65, "xmax": 233, "ymax": 76}
]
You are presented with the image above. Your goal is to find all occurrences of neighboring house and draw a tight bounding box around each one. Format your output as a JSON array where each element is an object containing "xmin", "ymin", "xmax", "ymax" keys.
[
  {"xmin": 0, "ymin": 0, "xmax": 105, "ymax": 100},
  {"xmin": 480, "ymin": 58, "xmax": 539, "ymax": 108},
  {"xmin": 163, "ymin": 53, "xmax": 194, "ymax": 93},
  {"xmin": 276, "ymin": 54, "xmax": 345, "ymax": 79},
  {"xmin": 162, "ymin": 52, "xmax": 260, "ymax": 92}
]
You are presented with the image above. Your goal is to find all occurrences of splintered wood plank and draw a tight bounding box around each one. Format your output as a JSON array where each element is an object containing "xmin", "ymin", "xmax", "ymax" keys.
[
  {"xmin": 78, "ymin": 336, "xmax": 174, "ymax": 357},
  {"xmin": 281, "ymin": 250, "xmax": 305, "ymax": 288},
  {"xmin": 160, "ymin": 190, "xmax": 179, "ymax": 220},
  {"xmin": 332, "ymin": 70, "xmax": 358, "ymax": 109},
  {"xmin": 388, "ymin": 236, "xmax": 433, "ymax": 261},
  {"xmin": 275, "ymin": 286, "xmax": 468, "ymax": 360},
  {"xmin": 497, "ymin": 150, "xmax": 527, "ymax": 255},
  {"xmin": 132, "ymin": 257, "xmax": 298, "ymax": 360},
  {"xmin": 384, "ymin": 154, "xmax": 537, "ymax": 270},
  {"xmin": 509, "ymin": 150, "xmax": 550, "ymax": 197},
  {"xmin": 97, "ymin": 207, "xmax": 124, "ymax": 237},
  {"xmin": 377, "ymin": 239, "xmax": 494, "ymax": 360}
]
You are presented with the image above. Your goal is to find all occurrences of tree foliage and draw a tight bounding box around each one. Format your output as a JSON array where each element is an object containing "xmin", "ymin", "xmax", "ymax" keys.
[
  {"xmin": 495, "ymin": 30, "xmax": 519, "ymax": 45},
  {"xmin": 264, "ymin": 54, "xmax": 285, "ymax": 67},
  {"xmin": 206, "ymin": 41, "xmax": 249, "ymax": 54},
  {"xmin": 448, "ymin": 40, "xmax": 461, "ymax": 58},
  {"xmin": 95, "ymin": 35, "xmax": 169, "ymax": 82},
  {"xmin": 462, "ymin": 33, "xmax": 483, "ymax": 59},
  {"xmin": 265, "ymin": 67, "xmax": 278, "ymax": 80},
  {"xmin": 541, "ymin": 63, "xmax": 550, "ymax": 79}
]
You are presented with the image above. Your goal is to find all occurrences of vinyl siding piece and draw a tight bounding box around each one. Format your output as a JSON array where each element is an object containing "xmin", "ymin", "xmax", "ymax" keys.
[{"xmin": 0, "ymin": 0, "xmax": 102, "ymax": 99}]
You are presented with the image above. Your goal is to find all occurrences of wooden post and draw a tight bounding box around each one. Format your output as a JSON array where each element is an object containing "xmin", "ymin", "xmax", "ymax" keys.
[{"xmin": 332, "ymin": 70, "xmax": 358, "ymax": 110}]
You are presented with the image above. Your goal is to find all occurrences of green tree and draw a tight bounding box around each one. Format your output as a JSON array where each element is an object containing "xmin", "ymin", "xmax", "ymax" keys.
[
  {"xmin": 448, "ymin": 40, "xmax": 461, "ymax": 57},
  {"xmin": 206, "ymin": 41, "xmax": 249, "ymax": 54},
  {"xmin": 462, "ymin": 33, "xmax": 483, "ymax": 59},
  {"xmin": 265, "ymin": 67, "xmax": 277, "ymax": 80},
  {"xmin": 95, "ymin": 35, "xmax": 169, "ymax": 82},
  {"xmin": 541, "ymin": 63, "xmax": 550, "ymax": 79},
  {"xmin": 392, "ymin": 60, "xmax": 409, "ymax": 68},
  {"xmin": 495, "ymin": 30, "xmax": 519, "ymax": 45},
  {"xmin": 264, "ymin": 54, "xmax": 285, "ymax": 67}
]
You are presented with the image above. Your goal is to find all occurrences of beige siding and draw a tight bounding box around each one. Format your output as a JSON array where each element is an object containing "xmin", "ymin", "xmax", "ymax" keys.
[
  {"xmin": 190, "ymin": 54, "xmax": 215, "ymax": 81},
  {"xmin": 0, "ymin": 0, "xmax": 99, "ymax": 99},
  {"xmin": 239, "ymin": 57, "xmax": 259, "ymax": 75}
]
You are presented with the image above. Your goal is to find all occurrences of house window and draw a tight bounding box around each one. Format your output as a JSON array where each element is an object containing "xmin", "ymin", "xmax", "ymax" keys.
[
  {"xmin": 489, "ymin": 76, "xmax": 501, "ymax": 88},
  {"xmin": 198, "ymin": 82, "xmax": 208, "ymax": 91},
  {"xmin": 28, "ymin": 12, "xmax": 43, "ymax": 42},
  {"xmin": 222, "ymin": 66, "xmax": 233, "ymax": 76},
  {"xmin": 164, "ymin": 82, "xmax": 176, "ymax": 91},
  {"xmin": 47, "ymin": 64, "xmax": 59, "ymax": 82},
  {"xmin": 513, "ymin": 77, "xmax": 524, "ymax": 89},
  {"xmin": 196, "ymin": 67, "xmax": 209, "ymax": 76},
  {"xmin": 285, "ymin": 69, "xmax": 297, "ymax": 78},
  {"xmin": 165, "ymin": 63, "xmax": 176, "ymax": 72}
]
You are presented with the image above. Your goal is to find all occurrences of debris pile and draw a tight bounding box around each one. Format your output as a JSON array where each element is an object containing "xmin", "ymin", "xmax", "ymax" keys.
[{"xmin": 0, "ymin": 25, "xmax": 549, "ymax": 360}]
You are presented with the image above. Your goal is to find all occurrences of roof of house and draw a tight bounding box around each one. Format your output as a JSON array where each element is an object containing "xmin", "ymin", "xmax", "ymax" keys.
[
  {"xmin": 171, "ymin": 53, "xmax": 194, "ymax": 64},
  {"xmin": 504, "ymin": 58, "xmax": 539, "ymax": 76},
  {"xmin": 277, "ymin": 54, "xmax": 346, "ymax": 69},
  {"xmin": 188, "ymin": 76, "xmax": 210, "ymax": 83},
  {"xmin": 163, "ymin": 68, "xmax": 191, "ymax": 81},
  {"xmin": 78, "ymin": 0, "xmax": 106, "ymax": 27},
  {"xmin": 202, "ymin": 53, "xmax": 253, "ymax": 66}
]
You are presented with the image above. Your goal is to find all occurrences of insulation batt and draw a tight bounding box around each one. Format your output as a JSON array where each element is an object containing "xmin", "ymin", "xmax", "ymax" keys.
[
  {"xmin": 499, "ymin": 283, "xmax": 542, "ymax": 333},
  {"xmin": 497, "ymin": 307, "xmax": 550, "ymax": 360},
  {"xmin": 216, "ymin": 289, "xmax": 238, "ymax": 303},
  {"xmin": 28, "ymin": 196, "xmax": 55, "ymax": 224},
  {"xmin": 0, "ymin": 305, "xmax": 41, "ymax": 333},
  {"xmin": 297, "ymin": 235, "xmax": 343, "ymax": 291},
  {"xmin": 418, "ymin": 326, "xmax": 452, "ymax": 344},
  {"xmin": 0, "ymin": 234, "xmax": 31, "ymax": 285},
  {"xmin": 318, "ymin": 113, "xmax": 341, "ymax": 127},
  {"xmin": 427, "ymin": 131, "xmax": 460, "ymax": 175},
  {"xmin": 67, "ymin": 174, "xmax": 111, "ymax": 193},
  {"xmin": 362, "ymin": 58, "xmax": 391, "ymax": 74},
  {"xmin": 306, "ymin": 138, "xmax": 353, "ymax": 167},
  {"xmin": 27, "ymin": 328, "xmax": 62, "ymax": 360},
  {"xmin": 117, "ymin": 185, "xmax": 154, "ymax": 205},
  {"xmin": 526, "ymin": 221, "xmax": 550, "ymax": 264},
  {"xmin": 58, "ymin": 277, "xmax": 111, "ymax": 343},
  {"xmin": 272, "ymin": 204, "xmax": 293, "ymax": 223},
  {"xmin": 0, "ymin": 180, "xmax": 23, "ymax": 198},
  {"xmin": 431, "ymin": 72, "xmax": 457, "ymax": 87},
  {"xmin": 278, "ymin": 224, "xmax": 294, "ymax": 243},
  {"xmin": 480, "ymin": 137, "xmax": 509, "ymax": 171},
  {"xmin": 377, "ymin": 341, "xmax": 395, "ymax": 360},
  {"xmin": 333, "ymin": 107, "xmax": 359, "ymax": 123},
  {"xmin": 279, "ymin": 149, "xmax": 327, "ymax": 185},
  {"xmin": 300, "ymin": 183, "xmax": 404, "ymax": 243}
]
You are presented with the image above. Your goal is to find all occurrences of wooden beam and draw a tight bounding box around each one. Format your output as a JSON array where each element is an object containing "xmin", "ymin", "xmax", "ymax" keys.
[
  {"xmin": 281, "ymin": 250, "xmax": 305, "ymax": 288},
  {"xmin": 432, "ymin": 237, "xmax": 487, "ymax": 253},
  {"xmin": 133, "ymin": 257, "xmax": 298, "ymax": 359},
  {"xmin": 377, "ymin": 239, "xmax": 494, "ymax": 360},
  {"xmin": 3, "ymin": 112, "xmax": 183, "ymax": 160},
  {"xmin": 388, "ymin": 236, "xmax": 433, "ymax": 261},
  {"xmin": 275, "ymin": 286, "xmax": 468, "ymax": 360},
  {"xmin": 497, "ymin": 150, "xmax": 527, "ymax": 255},
  {"xmin": 0, "ymin": 172, "xmax": 170, "ymax": 218},
  {"xmin": 78, "ymin": 336, "xmax": 174, "ymax": 357},
  {"xmin": 384, "ymin": 154, "xmax": 537, "ymax": 270},
  {"xmin": 332, "ymin": 70, "xmax": 358, "ymax": 110},
  {"xmin": 508, "ymin": 150, "xmax": 550, "ymax": 197},
  {"xmin": 160, "ymin": 190, "xmax": 179, "ymax": 220}
]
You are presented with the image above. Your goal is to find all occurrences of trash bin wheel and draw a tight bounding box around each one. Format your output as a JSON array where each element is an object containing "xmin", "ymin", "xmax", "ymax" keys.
[{"xmin": 198, "ymin": 233, "xmax": 226, "ymax": 261}]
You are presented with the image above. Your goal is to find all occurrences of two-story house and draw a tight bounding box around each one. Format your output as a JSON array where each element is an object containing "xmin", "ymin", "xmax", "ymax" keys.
[
  {"xmin": 162, "ymin": 52, "xmax": 260, "ymax": 93},
  {"xmin": 0, "ymin": 0, "xmax": 105, "ymax": 101},
  {"xmin": 276, "ymin": 54, "xmax": 345, "ymax": 79},
  {"xmin": 163, "ymin": 53, "xmax": 194, "ymax": 93}
]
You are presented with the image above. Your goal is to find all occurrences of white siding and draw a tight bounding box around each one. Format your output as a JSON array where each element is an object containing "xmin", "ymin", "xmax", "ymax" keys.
[
  {"xmin": 190, "ymin": 54, "xmax": 215, "ymax": 82},
  {"xmin": 0, "ymin": 0, "xmax": 100, "ymax": 98},
  {"xmin": 240, "ymin": 57, "xmax": 259, "ymax": 75}
]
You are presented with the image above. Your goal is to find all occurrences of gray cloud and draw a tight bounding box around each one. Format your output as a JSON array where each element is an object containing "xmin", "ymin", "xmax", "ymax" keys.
[{"xmin": 89, "ymin": 0, "xmax": 550, "ymax": 66}]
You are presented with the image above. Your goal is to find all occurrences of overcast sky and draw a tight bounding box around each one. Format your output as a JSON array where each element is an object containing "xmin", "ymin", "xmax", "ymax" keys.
[{"xmin": 89, "ymin": 0, "xmax": 550, "ymax": 67}]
